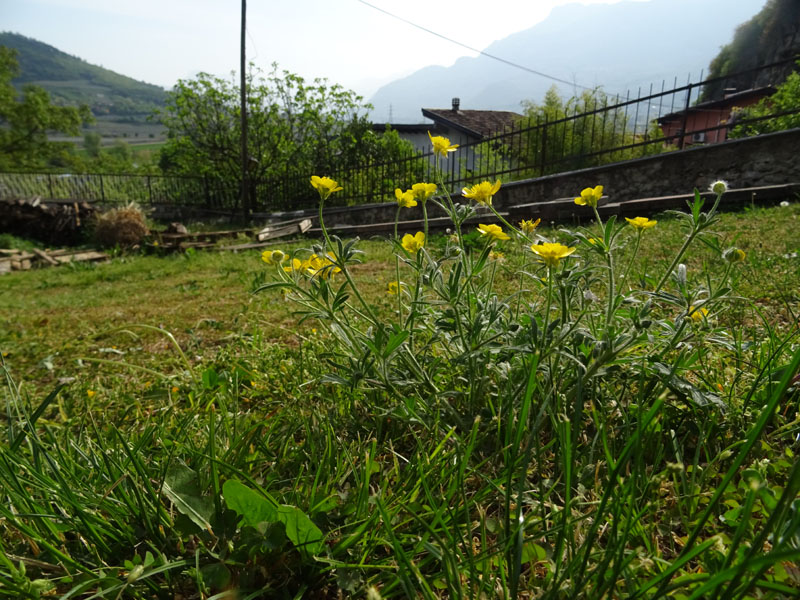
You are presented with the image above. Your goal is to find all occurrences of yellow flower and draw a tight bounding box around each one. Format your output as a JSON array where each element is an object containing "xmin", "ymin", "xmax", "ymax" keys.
[
  {"xmin": 87, "ymin": 389, "xmax": 96, "ymax": 399},
  {"xmin": 261, "ymin": 249, "xmax": 286, "ymax": 265},
  {"xmin": 411, "ymin": 182, "xmax": 437, "ymax": 201},
  {"xmin": 462, "ymin": 180, "xmax": 502, "ymax": 206},
  {"xmin": 530, "ymin": 242, "xmax": 576, "ymax": 267},
  {"xmin": 310, "ymin": 175, "xmax": 343, "ymax": 200},
  {"xmin": 387, "ymin": 281, "xmax": 400, "ymax": 295},
  {"xmin": 395, "ymin": 188, "xmax": 417, "ymax": 208},
  {"xmin": 171, "ymin": 386, "xmax": 179, "ymax": 393},
  {"xmin": 574, "ymin": 185, "xmax": 604, "ymax": 208},
  {"xmin": 401, "ymin": 231, "xmax": 425, "ymax": 253},
  {"xmin": 587, "ymin": 237, "xmax": 599, "ymax": 245},
  {"xmin": 519, "ymin": 218, "xmax": 541, "ymax": 235},
  {"xmin": 428, "ymin": 131, "xmax": 458, "ymax": 158},
  {"xmin": 307, "ymin": 253, "xmax": 342, "ymax": 280},
  {"xmin": 688, "ymin": 305, "xmax": 709, "ymax": 322},
  {"xmin": 489, "ymin": 250, "xmax": 505, "ymax": 262},
  {"xmin": 477, "ymin": 223, "xmax": 510, "ymax": 241},
  {"xmin": 283, "ymin": 258, "xmax": 306, "ymax": 274},
  {"xmin": 625, "ymin": 216, "xmax": 657, "ymax": 230}
]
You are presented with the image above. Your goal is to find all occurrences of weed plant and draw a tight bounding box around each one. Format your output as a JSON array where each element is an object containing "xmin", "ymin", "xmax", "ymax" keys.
[{"xmin": 1, "ymin": 138, "xmax": 799, "ymax": 598}]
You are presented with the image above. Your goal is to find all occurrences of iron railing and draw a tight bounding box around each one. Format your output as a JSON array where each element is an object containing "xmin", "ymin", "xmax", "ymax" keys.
[{"xmin": 1, "ymin": 57, "xmax": 797, "ymax": 213}]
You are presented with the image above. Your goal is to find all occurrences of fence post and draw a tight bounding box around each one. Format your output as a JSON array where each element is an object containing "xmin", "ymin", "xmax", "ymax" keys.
[
  {"xmin": 47, "ymin": 173, "xmax": 54, "ymax": 200},
  {"xmin": 100, "ymin": 174, "xmax": 106, "ymax": 203},
  {"xmin": 678, "ymin": 83, "xmax": 693, "ymax": 150},
  {"xmin": 540, "ymin": 117, "xmax": 548, "ymax": 176}
]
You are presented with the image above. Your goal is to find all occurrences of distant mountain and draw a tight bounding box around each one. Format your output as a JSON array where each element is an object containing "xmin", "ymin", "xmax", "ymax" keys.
[
  {"xmin": 0, "ymin": 32, "xmax": 166, "ymax": 119},
  {"xmin": 369, "ymin": 0, "xmax": 767, "ymax": 123}
]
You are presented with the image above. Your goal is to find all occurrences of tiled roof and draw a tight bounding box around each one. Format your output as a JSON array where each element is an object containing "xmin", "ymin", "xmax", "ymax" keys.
[{"xmin": 421, "ymin": 108, "xmax": 524, "ymax": 139}]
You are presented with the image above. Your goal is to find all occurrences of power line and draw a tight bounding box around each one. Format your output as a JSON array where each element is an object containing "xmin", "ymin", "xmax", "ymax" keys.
[{"xmin": 356, "ymin": 0, "xmax": 595, "ymax": 92}]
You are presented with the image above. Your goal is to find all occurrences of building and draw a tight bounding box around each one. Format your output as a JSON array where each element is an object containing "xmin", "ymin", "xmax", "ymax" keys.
[{"xmin": 657, "ymin": 87, "xmax": 775, "ymax": 147}]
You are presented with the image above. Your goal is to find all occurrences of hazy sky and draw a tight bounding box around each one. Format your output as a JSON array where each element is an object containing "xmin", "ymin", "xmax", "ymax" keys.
[{"xmin": 2, "ymin": 0, "xmax": 649, "ymax": 98}]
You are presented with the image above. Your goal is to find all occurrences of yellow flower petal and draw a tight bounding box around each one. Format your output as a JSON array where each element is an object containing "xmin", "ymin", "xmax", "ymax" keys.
[
  {"xmin": 530, "ymin": 242, "xmax": 576, "ymax": 267},
  {"xmin": 574, "ymin": 185, "xmax": 604, "ymax": 207},
  {"xmin": 476, "ymin": 223, "xmax": 510, "ymax": 241},
  {"xmin": 401, "ymin": 231, "xmax": 425, "ymax": 253},
  {"xmin": 428, "ymin": 131, "xmax": 459, "ymax": 158},
  {"xmin": 625, "ymin": 216, "xmax": 657, "ymax": 230},
  {"xmin": 462, "ymin": 180, "xmax": 502, "ymax": 206}
]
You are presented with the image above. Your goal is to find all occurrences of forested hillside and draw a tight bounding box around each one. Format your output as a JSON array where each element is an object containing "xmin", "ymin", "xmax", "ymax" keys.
[
  {"xmin": 0, "ymin": 31, "xmax": 166, "ymax": 117},
  {"xmin": 703, "ymin": 0, "xmax": 800, "ymax": 99}
]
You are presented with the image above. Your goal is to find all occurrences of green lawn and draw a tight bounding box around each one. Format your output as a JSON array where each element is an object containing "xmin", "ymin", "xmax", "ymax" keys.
[{"xmin": 1, "ymin": 199, "xmax": 799, "ymax": 598}]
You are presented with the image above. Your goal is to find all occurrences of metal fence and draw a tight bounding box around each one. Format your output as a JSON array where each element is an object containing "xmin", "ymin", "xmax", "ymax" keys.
[{"xmin": 1, "ymin": 57, "xmax": 797, "ymax": 213}]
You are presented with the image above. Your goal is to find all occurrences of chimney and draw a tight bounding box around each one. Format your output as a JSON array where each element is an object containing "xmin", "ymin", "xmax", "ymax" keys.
[{"xmin": 452, "ymin": 97, "xmax": 460, "ymax": 112}]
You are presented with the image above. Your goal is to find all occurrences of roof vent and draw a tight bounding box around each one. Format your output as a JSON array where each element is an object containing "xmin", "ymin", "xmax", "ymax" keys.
[{"xmin": 452, "ymin": 97, "xmax": 460, "ymax": 112}]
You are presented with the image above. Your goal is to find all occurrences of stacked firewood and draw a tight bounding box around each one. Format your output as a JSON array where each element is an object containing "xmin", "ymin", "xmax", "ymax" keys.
[{"xmin": 0, "ymin": 197, "xmax": 96, "ymax": 245}]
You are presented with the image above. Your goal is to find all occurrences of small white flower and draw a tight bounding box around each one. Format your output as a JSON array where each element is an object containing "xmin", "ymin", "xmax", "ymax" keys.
[
  {"xmin": 780, "ymin": 200, "xmax": 790, "ymax": 207},
  {"xmin": 709, "ymin": 180, "xmax": 728, "ymax": 195}
]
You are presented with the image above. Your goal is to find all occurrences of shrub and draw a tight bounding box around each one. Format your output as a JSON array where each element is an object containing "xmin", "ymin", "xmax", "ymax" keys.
[{"xmin": 93, "ymin": 202, "xmax": 149, "ymax": 248}]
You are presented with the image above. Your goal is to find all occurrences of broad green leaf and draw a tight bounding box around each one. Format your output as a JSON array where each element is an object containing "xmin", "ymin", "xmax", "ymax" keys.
[
  {"xmin": 223, "ymin": 479, "xmax": 324, "ymax": 555},
  {"xmin": 162, "ymin": 462, "xmax": 214, "ymax": 533}
]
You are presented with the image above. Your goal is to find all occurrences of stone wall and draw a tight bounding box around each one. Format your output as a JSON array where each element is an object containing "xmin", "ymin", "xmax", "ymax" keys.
[{"xmin": 250, "ymin": 127, "xmax": 800, "ymax": 229}]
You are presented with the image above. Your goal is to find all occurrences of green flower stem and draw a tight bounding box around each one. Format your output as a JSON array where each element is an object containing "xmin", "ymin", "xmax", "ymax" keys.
[
  {"xmin": 488, "ymin": 205, "xmax": 524, "ymax": 239},
  {"xmin": 654, "ymin": 190, "xmax": 723, "ymax": 293},
  {"xmin": 620, "ymin": 230, "xmax": 643, "ymax": 293},
  {"xmin": 318, "ymin": 197, "xmax": 379, "ymax": 325},
  {"xmin": 394, "ymin": 206, "xmax": 403, "ymax": 321},
  {"xmin": 654, "ymin": 230, "xmax": 698, "ymax": 294},
  {"xmin": 592, "ymin": 205, "xmax": 616, "ymax": 328},
  {"xmin": 541, "ymin": 266, "xmax": 555, "ymax": 348},
  {"xmin": 422, "ymin": 199, "xmax": 429, "ymax": 243}
]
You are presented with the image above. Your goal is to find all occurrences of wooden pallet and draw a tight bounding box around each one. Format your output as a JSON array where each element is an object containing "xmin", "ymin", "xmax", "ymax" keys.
[{"xmin": 0, "ymin": 248, "xmax": 109, "ymax": 273}]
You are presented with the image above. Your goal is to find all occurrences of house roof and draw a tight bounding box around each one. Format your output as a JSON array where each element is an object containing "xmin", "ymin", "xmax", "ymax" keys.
[
  {"xmin": 421, "ymin": 107, "xmax": 524, "ymax": 139},
  {"xmin": 657, "ymin": 86, "xmax": 776, "ymax": 123},
  {"xmin": 370, "ymin": 123, "xmax": 446, "ymax": 134}
]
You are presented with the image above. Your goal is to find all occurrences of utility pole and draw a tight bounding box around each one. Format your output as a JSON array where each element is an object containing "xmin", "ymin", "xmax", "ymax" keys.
[{"xmin": 240, "ymin": 0, "xmax": 249, "ymax": 218}]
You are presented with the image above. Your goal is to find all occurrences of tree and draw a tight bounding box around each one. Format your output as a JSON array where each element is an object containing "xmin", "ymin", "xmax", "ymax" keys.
[
  {"xmin": 157, "ymin": 64, "xmax": 419, "ymax": 209},
  {"xmin": 516, "ymin": 85, "xmax": 664, "ymax": 178},
  {"xmin": 702, "ymin": 0, "xmax": 800, "ymax": 101},
  {"xmin": 729, "ymin": 63, "xmax": 800, "ymax": 138},
  {"xmin": 0, "ymin": 46, "xmax": 92, "ymax": 170}
]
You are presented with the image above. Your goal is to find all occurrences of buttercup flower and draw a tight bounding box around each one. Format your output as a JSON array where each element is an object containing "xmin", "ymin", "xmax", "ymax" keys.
[
  {"xmin": 428, "ymin": 131, "xmax": 458, "ymax": 158},
  {"xmin": 411, "ymin": 182, "xmax": 437, "ymax": 202},
  {"xmin": 574, "ymin": 185, "xmax": 604, "ymax": 208},
  {"xmin": 386, "ymin": 281, "xmax": 400, "ymax": 295},
  {"xmin": 462, "ymin": 180, "xmax": 502, "ymax": 206},
  {"xmin": 625, "ymin": 216, "xmax": 657, "ymax": 230},
  {"xmin": 284, "ymin": 258, "xmax": 312, "ymax": 275},
  {"xmin": 530, "ymin": 242, "xmax": 576, "ymax": 267},
  {"xmin": 519, "ymin": 218, "xmax": 541, "ymax": 235},
  {"xmin": 310, "ymin": 175, "xmax": 343, "ymax": 200},
  {"xmin": 688, "ymin": 305, "xmax": 709, "ymax": 322},
  {"xmin": 395, "ymin": 188, "xmax": 417, "ymax": 208},
  {"xmin": 87, "ymin": 389, "xmax": 96, "ymax": 399},
  {"xmin": 587, "ymin": 237, "xmax": 599, "ymax": 245},
  {"xmin": 489, "ymin": 251, "xmax": 505, "ymax": 262},
  {"xmin": 401, "ymin": 231, "xmax": 425, "ymax": 253},
  {"xmin": 261, "ymin": 249, "xmax": 286, "ymax": 265},
  {"xmin": 709, "ymin": 180, "xmax": 728, "ymax": 195},
  {"xmin": 477, "ymin": 223, "xmax": 510, "ymax": 241},
  {"xmin": 306, "ymin": 253, "xmax": 342, "ymax": 280}
]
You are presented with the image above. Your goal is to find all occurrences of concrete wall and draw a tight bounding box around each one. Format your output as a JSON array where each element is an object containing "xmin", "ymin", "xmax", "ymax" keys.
[{"xmin": 218, "ymin": 127, "xmax": 800, "ymax": 230}]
